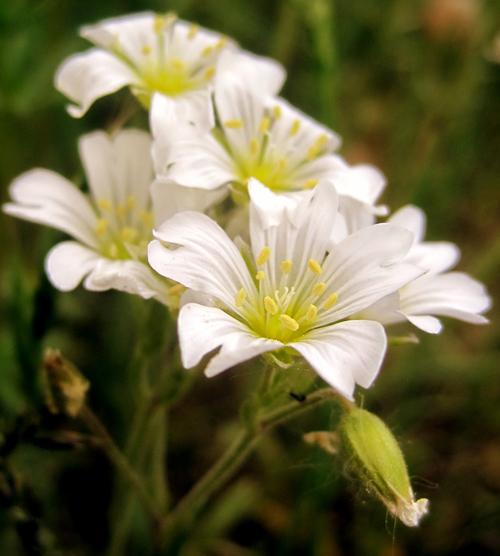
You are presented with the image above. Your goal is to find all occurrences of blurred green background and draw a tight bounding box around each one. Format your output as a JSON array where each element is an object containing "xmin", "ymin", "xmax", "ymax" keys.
[{"xmin": 1, "ymin": 0, "xmax": 500, "ymax": 554}]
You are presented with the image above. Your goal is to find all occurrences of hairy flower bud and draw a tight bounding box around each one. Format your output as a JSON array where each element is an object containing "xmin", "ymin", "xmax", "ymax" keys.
[
  {"xmin": 42, "ymin": 348, "xmax": 90, "ymax": 418},
  {"xmin": 339, "ymin": 408, "xmax": 428, "ymax": 527}
]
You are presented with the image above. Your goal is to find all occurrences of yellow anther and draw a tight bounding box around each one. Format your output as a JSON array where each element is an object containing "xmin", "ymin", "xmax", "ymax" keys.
[
  {"xmin": 171, "ymin": 59, "xmax": 184, "ymax": 70},
  {"xmin": 264, "ymin": 296, "xmax": 278, "ymax": 315},
  {"xmin": 109, "ymin": 244, "xmax": 119, "ymax": 259},
  {"xmin": 306, "ymin": 135, "xmax": 329, "ymax": 161},
  {"xmin": 257, "ymin": 246, "xmax": 271, "ymax": 266},
  {"xmin": 216, "ymin": 37, "xmax": 228, "ymax": 50},
  {"xmin": 278, "ymin": 158, "xmax": 287, "ymax": 171},
  {"xmin": 273, "ymin": 105, "xmax": 282, "ymax": 119},
  {"xmin": 121, "ymin": 227, "xmax": 137, "ymax": 242},
  {"xmin": 164, "ymin": 12, "xmax": 178, "ymax": 27},
  {"xmin": 235, "ymin": 287, "xmax": 247, "ymax": 307},
  {"xmin": 140, "ymin": 210, "xmax": 155, "ymax": 228},
  {"xmin": 224, "ymin": 119, "xmax": 244, "ymax": 129},
  {"xmin": 290, "ymin": 119, "xmax": 301, "ymax": 137},
  {"xmin": 154, "ymin": 15, "xmax": 164, "ymax": 33},
  {"xmin": 303, "ymin": 178, "xmax": 319, "ymax": 190},
  {"xmin": 142, "ymin": 45, "xmax": 152, "ymax": 55},
  {"xmin": 323, "ymin": 292, "xmax": 338, "ymax": 310},
  {"xmin": 126, "ymin": 196, "xmax": 136, "ymax": 210},
  {"xmin": 94, "ymin": 218, "xmax": 107, "ymax": 236},
  {"xmin": 307, "ymin": 145, "xmax": 319, "ymax": 160},
  {"xmin": 204, "ymin": 66, "xmax": 216, "ymax": 80},
  {"xmin": 98, "ymin": 198, "xmax": 112, "ymax": 212},
  {"xmin": 312, "ymin": 282, "xmax": 326, "ymax": 296},
  {"xmin": 250, "ymin": 138, "xmax": 260, "ymax": 155},
  {"xmin": 201, "ymin": 46, "xmax": 214, "ymax": 57},
  {"xmin": 259, "ymin": 117, "xmax": 270, "ymax": 134},
  {"xmin": 306, "ymin": 304, "xmax": 318, "ymax": 321},
  {"xmin": 117, "ymin": 204, "xmax": 126, "ymax": 219},
  {"xmin": 280, "ymin": 260, "xmax": 292, "ymax": 274},
  {"xmin": 168, "ymin": 284, "xmax": 185, "ymax": 296},
  {"xmin": 308, "ymin": 259, "xmax": 323, "ymax": 275},
  {"xmin": 188, "ymin": 24, "xmax": 199, "ymax": 39},
  {"xmin": 256, "ymin": 270, "xmax": 266, "ymax": 281},
  {"xmin": 280, "ymin": 314, "xmax": 299, "ymax": 331}
]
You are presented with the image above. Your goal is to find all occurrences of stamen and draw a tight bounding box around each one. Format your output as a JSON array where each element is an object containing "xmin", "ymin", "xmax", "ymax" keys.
[
  {"xmin": 98, "ymin": 198, "xmax": 112, "ymax": 212},
  {"xmin": 201, "ymin": 46, "xmax": 214, "ymax": 57},
  {"xmin": 154, "ymin": 15, "xmax": 164, "ymax": 33},
  {"xmin": 117, "ymin": 204, "xmax": 126, "ymax": 219},
  {"xmin": 312, "ymin": 282, "xmax": 326, "ymax": 296},
  {"xmin": 264, "ymin": 296, "xmax": 278, "ymax": 315},
  {"xmin": 305, "ymin": 304, "xmax": 318, "ymax": 321},
  {"xmin": 235, "ymin": 287, "xmax": 247, "ymax": 307},
  {"xmin": 250, "ymin": 138, "xmax": 260, "ymax": 155},
  {"xmin": 280, "ymin": 314, "xmax": 299, "ymax": 331},
  {"xmin": 168, "ymin": 284, "xmax": 184, "ymax": 296},
  {"xmin": 308, "ymin": 259, "xmax": 323, "ymax": 275},
  {"xmin": 256, "ymin": 271, "xmax": 266, "ymax": 281},
  {"xmin": 323, "ymin": 292, "xmax": 338, "ymax": 310},
  {"xmin": 257, "ymin": 246, "xmax": 271, "ymax": 266},
  {"xmin": 273, "ymin": 105, "xmax": 282, "ymax": 119},
  {"xmin": 142, "ymin": 45, "xmax": 152, "ymax": 55},
  {"xmin": 121, "ymin": 228, "xmax": 137, "ymax": 242},
  {"xmin": 109, "ymin": 244, "xmax": 119, "ymax": 259},
  {"xmin": 277, "ymin": 158, "xmax": 287, "ymax": 171},
  {"xmin": 303, "ymin": 178, "xmax": 319, "ymax": 190},
  {"xmin": 306, "ymin": 134, "xmax": 329, "ymax": 160},
  {"xmin": 171, "ymin": 59, "xmax": 184, "ymax": 70},
  {"xmin": 290, "ymin": 119, "xmax": 301, "ymax": 137},
  {"xmin": 140, "ymin": 210, "xmax": 155, "ymax": 227},
  {"xmin": 188, "ymin": 24, "xmax": 199, "ymax": 39},
  {"xmin": 224, "ymin": 119, "xmax": 244, "ymax": 129},
  {"xmin": 164, "ymin": 13, "xmax": 178, "ymax": 28},
  {"xmin": 259, "ymin": 117, "xmax": 270, "ymax": 134},
  {"xmin": 94, "ymin": 218, "xmax": 107, "ymax": 236},
  {"xmin": 216, "ymin": 37, "xmax": 228, "ymax": 50},
  {"xmin": 126, "ymin": 196, "xmax": 136, "ymax": 210},
  {"xmin": 204, "ymin": 66, "xmax": 216, "ymax": 80},
  {"xmin": 280, "ymin": 260, "xmax": 292, "ymax": 274}
]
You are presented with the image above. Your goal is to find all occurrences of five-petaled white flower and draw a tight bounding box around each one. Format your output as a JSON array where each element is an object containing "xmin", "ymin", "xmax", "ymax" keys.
[
  {"xmin": 148, "ymin": 179, "xmax": 423, "ymax": 400},
  {"xmin": 55, "ymin": 12, "xmax": 285, "ymax": 134},
  {"xmin": 360, "ymin": 205, "xmax": 491, "ymax": 333},
  {"xmin": 153, "ymin": 78, "xmax": 387, "ymax": 232},
  {"xmin": 3, "ymin": 129, "xmax": 220, "ymax": 305}
]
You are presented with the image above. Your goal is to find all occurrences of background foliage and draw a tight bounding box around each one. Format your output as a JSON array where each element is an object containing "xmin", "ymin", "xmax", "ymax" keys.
[{"xmin": 1, "ymin": 0, "xmax": 500, "ymax": 554}]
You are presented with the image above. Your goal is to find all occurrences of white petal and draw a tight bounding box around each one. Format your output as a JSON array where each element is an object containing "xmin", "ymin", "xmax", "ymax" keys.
[
  {"xmin": 45, "ymin": 241, "xmax": 101, "ymax": 291},
  {"xmin": 178, "ymin": 303, "xmax": 282, "ymax": 375},
  {"xmin": 358, "ymin": 292, "xmax": 405, "ymax": 326},
  {"xmin": 290, "ymin": 321, "xmax": 387, "ymax": 400},
  {"xmin": 400, "ymin": 272, "xmax": 491, "ymax": 325},
  {"xmin": 405, "ymin": 242, "xmax": 460, "ymax": 275},
  {"xmin": 79, "ymin": 129, "xmax": 153, "ymax": 210},
  {"xmin": 148, "ymin": 211, "xmax": 256, "ymax": 309},
  {"xmin": 249, "ymin": 179, "xmax": 338, "ymax": 290},
  {"xmin": 150, "ymin": 90, "xmax": 215, "ymax": 135},
  {"xmin": 84, "ymin": 258, "xmax": 171, "ymax": 304},
  {"xmin": 388, "ymin": 205, "xmax": 426, "ymax": 244},
  {"xmin": 3, "ymin": 169, "xmax": 98, "ymax": 248},
  {"xmin": 150, "ymin": 179, "xmax": 227, "ymax": 225},
  {"xmin": 216, "ymin": 49, "xmax": 286, "ymax": 97},
  {"xmin": 405, "ymin": 315, "xmax": 443, "ymax": 334},
  {"xmin": 55, "ymin": 49, "xmax": 137, "ymax": 117},
  {"xmin": 316, "ymin": 224, "xmax": 424, "ymax": 325}
]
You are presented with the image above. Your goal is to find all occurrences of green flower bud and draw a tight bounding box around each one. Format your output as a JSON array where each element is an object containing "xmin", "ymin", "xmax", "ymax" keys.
[{"xmin": 339, "ymin": 408, "xmax": 428, "ymax": 527}]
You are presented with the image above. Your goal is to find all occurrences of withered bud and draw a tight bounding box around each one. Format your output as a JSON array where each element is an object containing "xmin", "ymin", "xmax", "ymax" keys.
[
  {"xmin": 42, "ymin": 348, "xmax": 90, "ymax": 418},
  {"xmin": 339, "ymin": 408, "xmax": 428, "ymax": 527}
]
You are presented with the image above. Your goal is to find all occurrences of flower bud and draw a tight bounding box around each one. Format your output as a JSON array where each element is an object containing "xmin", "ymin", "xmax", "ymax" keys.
[
  {"xmin": 42, "ymin": 348, "xmax": 90, "ymax": 418},
  {"xmin": 339, "ymin": 408, "xmax": 428, "ymax": 527}
]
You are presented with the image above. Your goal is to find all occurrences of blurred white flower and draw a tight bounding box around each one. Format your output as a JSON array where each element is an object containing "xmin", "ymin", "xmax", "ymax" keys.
[
  {"xmin": 361, "ymin": 205, "xmax": 491, "ymax": 333},
  {"xmin": 148, "ymin": 179, "xmax": 423, "ymax": 399},
  {"xmin": 3, "ymin": 129, "xmax": 220, "ymax": 305}
]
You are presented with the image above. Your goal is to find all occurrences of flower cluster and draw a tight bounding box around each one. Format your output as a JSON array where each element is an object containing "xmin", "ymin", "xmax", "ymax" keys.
[{"xmin": 4, "ymin": 11, "xmax": 490, "ymax": 462}]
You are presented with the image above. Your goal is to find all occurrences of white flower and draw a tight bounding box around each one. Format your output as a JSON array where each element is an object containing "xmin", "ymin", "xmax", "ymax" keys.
[
  {"xmin": 153, "ymin": 78, "xmax": 386, "ymax": 230},
  {"xmin": 3, "ymin": 129, "xmax": 218, "ymax": 305},
  {"xmin": 361, "ymin": 205, "xmax": 491, "ymax": 333},
  {"xmin": 148, "ymin": 179, "xmax": 423, "ymax": 399},
  {"xmin": 55, "ymin": 12, "xmax": 285, "ymax": 134}
]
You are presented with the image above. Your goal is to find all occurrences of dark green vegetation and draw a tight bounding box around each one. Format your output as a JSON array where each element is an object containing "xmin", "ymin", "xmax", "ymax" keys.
[{"xmin": 1, "ymin": 0, "xmax": 500, "ymax": 554}]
